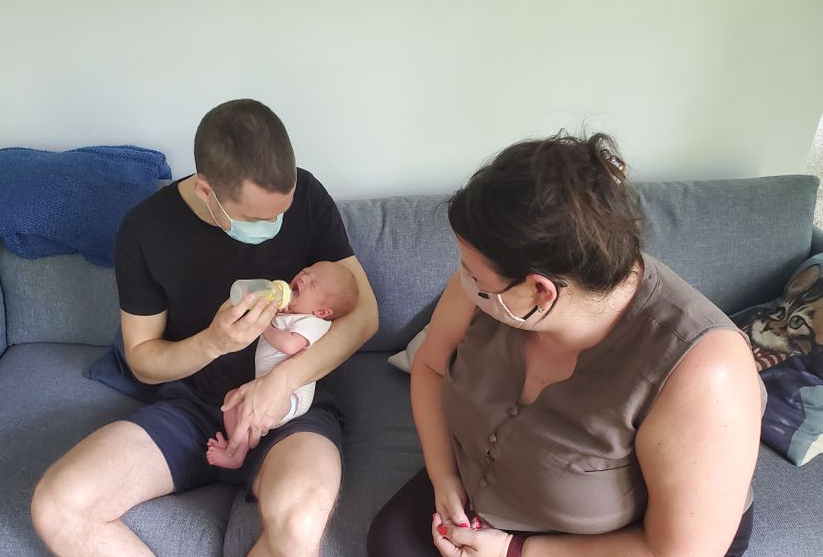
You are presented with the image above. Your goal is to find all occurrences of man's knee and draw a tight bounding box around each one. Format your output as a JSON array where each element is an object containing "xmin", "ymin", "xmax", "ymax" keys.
[
  {"xmin": 259, "ymin": 486, "xmax": 335, "ymax": 546},
  {"xmin": 31, "ymin": 465, "xmax": 89, "ymax": 540}
]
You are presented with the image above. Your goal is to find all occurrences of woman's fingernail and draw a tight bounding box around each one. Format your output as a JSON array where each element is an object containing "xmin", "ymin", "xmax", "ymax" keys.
[
  {"xmin": 459, "ymin": 523, "xmax": 469, "ymax": 528},
  {"xmin": 438, "ymin": 526, "xmax": 448, "ymax": 535}
]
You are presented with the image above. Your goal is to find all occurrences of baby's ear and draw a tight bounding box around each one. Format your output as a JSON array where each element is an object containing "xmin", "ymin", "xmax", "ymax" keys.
[{"xmin": 313, "ymin": 307, "xmax": 333, "ymax": 319}]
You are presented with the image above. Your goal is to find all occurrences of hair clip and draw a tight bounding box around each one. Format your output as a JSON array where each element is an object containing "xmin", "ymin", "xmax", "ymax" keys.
[{"xmin": 599, "ymin": 149, "xmax": 626, "ymax": 184}]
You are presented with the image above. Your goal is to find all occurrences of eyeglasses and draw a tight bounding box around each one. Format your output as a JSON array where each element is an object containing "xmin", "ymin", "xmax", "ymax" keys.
[{"xmin": 475, "ymin": 273, "xmax": 567, "ymax": 299}]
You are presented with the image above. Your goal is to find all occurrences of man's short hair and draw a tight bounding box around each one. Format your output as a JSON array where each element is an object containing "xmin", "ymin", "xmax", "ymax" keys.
[{"xmin": 194, "ymin": 99, "xmax": 296, "ymax": 199}]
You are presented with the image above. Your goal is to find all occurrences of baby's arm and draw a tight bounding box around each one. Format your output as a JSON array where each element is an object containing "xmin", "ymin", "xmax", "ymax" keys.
[{"xmin": 262, "ymin": 323, "xmax": 309, "ymax": 356}]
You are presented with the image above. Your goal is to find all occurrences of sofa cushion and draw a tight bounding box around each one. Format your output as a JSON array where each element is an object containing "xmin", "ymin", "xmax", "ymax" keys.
[
  {"xmin": 0, "ymin": 277, "xmax": 6, "ymax": 356},
  {"xmin": 637, "ymin": 175, "xmax": 818, "ymax": 314},
  {"xmin": 3, "ymin": 175, "xmax": 817, "ymax": 351},
  {"xmin": 339, "ymin": 176, "xmax": 819, "ymax": 353},
  {"xmin": 0, "ymin": 343, "xmax": 236, "ymax": 557},
  {"xmin": 338, "ymin": 196, "xmax": 458, "ymax": 352},
  {"xmin": 0, "ymin": 244, "xmax": 120, "ymax": 346},
  {"xmin": 223, "ymin": 353, "xmax": 425, "ymax": 557},
  {"xmin": 749, "ymin": 443, "xmax": 823, "ymax": 555},
  {"xmin": 0, "ymin": 195, "xmax": 460, "ymax": 351},
  {"xmin": 812, "ymin": 225, "xmax": 823, "ymax": 257}
]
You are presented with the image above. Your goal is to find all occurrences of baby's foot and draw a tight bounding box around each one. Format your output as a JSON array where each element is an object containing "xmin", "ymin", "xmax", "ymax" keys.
[
  {"xmin": 205, "ymin": 433, "xmax": 245, "ymax": 469},
  {"xmin": 207, "ymin": 432, "xmax": 228, "ymax": 449}
]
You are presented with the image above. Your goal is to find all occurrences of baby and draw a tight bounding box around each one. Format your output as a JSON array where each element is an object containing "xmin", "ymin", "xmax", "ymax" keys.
[{"xmin": 206, "ymin": 260, "xmax": 359, "ymax": 469}]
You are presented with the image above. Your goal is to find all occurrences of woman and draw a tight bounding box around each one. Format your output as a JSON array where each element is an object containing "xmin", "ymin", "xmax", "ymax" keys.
[{"xmin": 368, "ymin": 132, "xmax": 761, "ymax": 557}]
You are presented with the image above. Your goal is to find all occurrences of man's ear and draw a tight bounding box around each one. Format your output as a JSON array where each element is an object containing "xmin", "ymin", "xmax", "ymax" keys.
[
  {"xmin": 193, "ymin": 174, "xmax": 213, "ymax": 202},
  {"xmin": 313, "ymin": 307, "xmax": 333, "ymax": 319}
]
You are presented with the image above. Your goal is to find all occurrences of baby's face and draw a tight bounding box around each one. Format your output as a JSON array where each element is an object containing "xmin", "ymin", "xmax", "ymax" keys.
[{"xmin": 287, "ymin": 262, "xmax": 335, "ymax": 315}]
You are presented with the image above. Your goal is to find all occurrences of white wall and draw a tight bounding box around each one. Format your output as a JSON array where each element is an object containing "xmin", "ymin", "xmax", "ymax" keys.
[{"xmin": 1, "ymin": 1, "xmax": 821, "ymax": 199}]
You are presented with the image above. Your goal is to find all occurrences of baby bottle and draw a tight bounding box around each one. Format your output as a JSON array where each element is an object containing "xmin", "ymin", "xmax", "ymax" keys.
[{"xmin": 230, "ymin": 279, "xmax": 292, "ymax": 309}]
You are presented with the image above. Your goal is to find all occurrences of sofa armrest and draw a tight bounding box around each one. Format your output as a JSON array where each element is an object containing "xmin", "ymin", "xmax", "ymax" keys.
[
  {"xmin": 0, "ymin": 273, "xmax": 6, "ymax": 357},
  {"xmin": 812, "ymin": 225, "xmax": 823, "ymax": 257}
]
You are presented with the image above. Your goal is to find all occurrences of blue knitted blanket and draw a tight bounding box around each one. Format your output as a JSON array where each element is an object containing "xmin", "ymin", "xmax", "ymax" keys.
[{"xmin": 0, "ymin": 145, "xmax": 171, "ymax": 266}]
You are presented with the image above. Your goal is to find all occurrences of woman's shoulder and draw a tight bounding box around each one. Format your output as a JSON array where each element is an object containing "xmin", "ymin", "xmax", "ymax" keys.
[
  {"xmin": 640, "ymin": 253, "xmax": 739, "ymax": 345},
  {"xmin": 615, "ymin": 255, "xmax": 753, "ymax": 415}
]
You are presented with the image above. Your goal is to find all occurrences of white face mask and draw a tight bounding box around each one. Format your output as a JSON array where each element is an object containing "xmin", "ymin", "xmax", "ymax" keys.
[{"xmin": 459, "ymin": 267, "xmax": 562, "ymax": 330}]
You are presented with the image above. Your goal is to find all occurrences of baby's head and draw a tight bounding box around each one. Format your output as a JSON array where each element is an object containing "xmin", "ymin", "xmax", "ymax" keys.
[{"xmin": 286, "ymin": 261, "xmax": 359, "ymax": 320}]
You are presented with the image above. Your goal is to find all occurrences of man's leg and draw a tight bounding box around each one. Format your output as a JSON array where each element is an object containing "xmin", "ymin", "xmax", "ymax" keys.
[
  {"xmin": 248, "ymin": 432, "xmax": 342, "ymax": 557},
  {"xmin": 31, "ymin": 421, "xmax": 174, "ymax": 557}
]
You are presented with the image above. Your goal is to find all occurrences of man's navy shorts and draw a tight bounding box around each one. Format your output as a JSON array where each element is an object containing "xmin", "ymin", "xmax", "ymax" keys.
[{"xmin": 126, "ymin": 379, "xmax": 344, "ymax": 498}]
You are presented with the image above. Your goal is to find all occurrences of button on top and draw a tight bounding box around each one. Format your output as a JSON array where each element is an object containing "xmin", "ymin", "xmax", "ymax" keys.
[
  {"xmin": 488, "ymin": 433, "xmax": 497, "ymax": 444},
  {"xmin": 509, "ymin": 407, "xmax": 520, "ymax": 417}
]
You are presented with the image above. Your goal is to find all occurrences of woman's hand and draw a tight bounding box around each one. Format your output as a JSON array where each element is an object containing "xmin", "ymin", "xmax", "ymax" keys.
[
  {"xmin": 432, "ymin": 513, "xmax": 512, "ymax": 557},
  {"xmin": 432, "ymin": 473, "xmax": 471, "ymax": 528}
]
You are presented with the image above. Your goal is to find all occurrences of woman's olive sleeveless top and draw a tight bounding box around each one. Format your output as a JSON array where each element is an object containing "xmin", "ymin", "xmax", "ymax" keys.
[{"xmin": 442, "ymin": 253, "xmax": 753, "ymax": 534}]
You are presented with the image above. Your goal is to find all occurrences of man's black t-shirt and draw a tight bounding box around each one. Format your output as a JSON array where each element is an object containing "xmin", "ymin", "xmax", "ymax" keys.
[{"xmin": 115, "ymin": 168, "xmax": 354, "ymax": 407}]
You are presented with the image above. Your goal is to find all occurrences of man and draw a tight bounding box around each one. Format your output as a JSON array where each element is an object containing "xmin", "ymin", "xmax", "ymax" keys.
[{"xmin": 31, "ymin": 99, "xmax": 378, "ymax": 557}]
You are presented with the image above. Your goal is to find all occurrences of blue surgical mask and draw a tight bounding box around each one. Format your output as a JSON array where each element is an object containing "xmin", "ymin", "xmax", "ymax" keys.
[{"xmin": 207, "ymin": 191, "xmax": 283, "ymax": 245}]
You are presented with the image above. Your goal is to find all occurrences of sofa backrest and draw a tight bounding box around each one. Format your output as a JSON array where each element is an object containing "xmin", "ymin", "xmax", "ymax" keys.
[
  {"xmin": 636, "ymin": 175, "xmax": 818, "ymax": 314},
  {"xmin": 0, "ymin": 174, "xmax": 818, "ymax": 352},
  {"xmin": 342, "ymin": 175, "xmax": 819, "ymax": 351},
  {"xmin": 0, "ymin": 244, "xmax": 120, "ymax": 346},
  {"xmin": 337, "ymin": 196, "xmax": 457, "ymax": 351}
]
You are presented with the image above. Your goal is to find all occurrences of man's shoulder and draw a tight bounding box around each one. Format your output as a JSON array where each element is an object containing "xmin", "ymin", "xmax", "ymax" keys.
[
  {"xmin": 295, "ymin": 167, "xmax": 333, "ymax": 203},
  {"xmin": 296, "ymin": 167, "xmax": 319, "ymax": 187},
  {"xmin": 122, "ymin": 179, "xmax": 184, "ymax": 231}
]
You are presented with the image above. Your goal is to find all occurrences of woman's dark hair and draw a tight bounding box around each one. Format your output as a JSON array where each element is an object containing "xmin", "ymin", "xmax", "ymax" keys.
[
  {"xmin": 194, "ymin": 99, "xmax": 296, "ymax": 199},
  {"xmin": 448, "ymin": 131, "xmax": 643, "ymax": 294}
]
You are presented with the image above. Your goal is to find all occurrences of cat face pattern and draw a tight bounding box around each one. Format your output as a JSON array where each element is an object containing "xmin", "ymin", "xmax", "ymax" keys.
[{"xmin": 741, "ymin": 263, "xmax": 823, "ymax": 371}]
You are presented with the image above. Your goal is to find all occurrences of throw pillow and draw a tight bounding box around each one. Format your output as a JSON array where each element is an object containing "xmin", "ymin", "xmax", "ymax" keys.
[
  {"xmin": 388, "ymin": 325, "xmax": 429, "ymax": 373},
  {"xmin": 84, "ymin": 327, "xmax": 158, "ymax": 403},
  {"xmin": 733, "ymin": 253, "xmax": 823, "ymax": 465}
]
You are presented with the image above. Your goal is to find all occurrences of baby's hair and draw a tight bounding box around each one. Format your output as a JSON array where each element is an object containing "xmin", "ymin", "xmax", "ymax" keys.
[{"xmin": 320, "ymin": 262, "xmax": 359, "ymax": 319}]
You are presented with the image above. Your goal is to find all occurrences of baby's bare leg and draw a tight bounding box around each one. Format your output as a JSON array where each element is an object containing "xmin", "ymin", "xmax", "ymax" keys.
[{"xmin": 206, "ymin": 389, "xmax": 250, "ymax": 469}]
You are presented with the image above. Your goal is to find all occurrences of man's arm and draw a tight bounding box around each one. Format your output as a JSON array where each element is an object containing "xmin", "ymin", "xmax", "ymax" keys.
[
  {"xmin": 268, "ymin": 255, "xmax": 378, "ymax": 392},
  {"xmin": 222, "ymin": 255, "xmax": 378, "ymax": 453},
  {"xmin": 121, "ymin": 310, "xmax": 213, "ymax": 384},
  {"xmin": 122, "ymin": 294, "xmax": 280, "ymax": 384}
]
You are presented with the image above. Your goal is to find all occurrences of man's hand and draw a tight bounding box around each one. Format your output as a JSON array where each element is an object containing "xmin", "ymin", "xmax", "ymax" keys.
[
  {"xmin": 203, "ymin": 294, "xmax": 279, "ymax": 359},
  {"xmin": 221, "ymin": 368, "xmax": 293, "ymax": 454}
]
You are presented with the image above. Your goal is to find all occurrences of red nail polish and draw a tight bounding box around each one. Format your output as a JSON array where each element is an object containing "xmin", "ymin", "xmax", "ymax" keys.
[
  {"xmin": 438, "ymin": 526, "xmax": 448, "ymax": 535},
  {"xmin": 459, "ymin": 523, "xmax": 469, "ymax": 528}
]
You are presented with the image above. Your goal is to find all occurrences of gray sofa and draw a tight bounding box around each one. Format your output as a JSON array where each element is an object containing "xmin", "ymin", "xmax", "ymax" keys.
[{"xmin": 1, "ymin": 174, "xmax": 822, "ymax": 557}]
